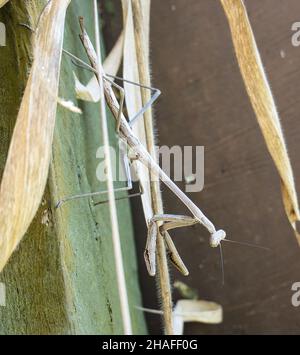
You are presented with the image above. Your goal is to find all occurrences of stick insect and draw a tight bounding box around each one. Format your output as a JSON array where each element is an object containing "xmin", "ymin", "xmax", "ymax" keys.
[{"xmin": 56, "ymin": 17, "xmax": 226, "ymax": 277}]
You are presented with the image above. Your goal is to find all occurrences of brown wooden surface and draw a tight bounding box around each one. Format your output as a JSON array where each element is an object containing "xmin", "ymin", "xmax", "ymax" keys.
[{"xmin": 103, "ymin": 0, "xmax": 300, "ymax": 334}]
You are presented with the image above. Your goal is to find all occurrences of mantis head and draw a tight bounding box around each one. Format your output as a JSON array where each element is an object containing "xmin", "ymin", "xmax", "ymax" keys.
[{"xmin": 210, "ymin": 229, "xmax": 226, "ymax": 248}]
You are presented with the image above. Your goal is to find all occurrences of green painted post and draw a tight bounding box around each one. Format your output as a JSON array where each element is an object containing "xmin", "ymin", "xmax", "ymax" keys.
[{"xmin": 0, "ymin": 0, "xmax": 146, "ymax": 335}]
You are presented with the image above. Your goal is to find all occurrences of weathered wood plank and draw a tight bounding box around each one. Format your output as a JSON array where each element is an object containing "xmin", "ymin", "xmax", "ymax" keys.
[{"xmin": 0, "ymin": 0, "xmax": 146, "ymax": 335}]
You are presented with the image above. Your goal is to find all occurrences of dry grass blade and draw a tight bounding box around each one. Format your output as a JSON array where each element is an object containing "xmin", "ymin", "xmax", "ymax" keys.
[
  {"xmin": 221, "ymin": 0, "xmax": 300, "ymax": 243},
  {"xmin": 57, "ymin": 97, "xmax": 82, "ymax": 114},
  {"xmin": 91, "ymin": 0, "xmax": 132, "ymax": 334},
  {"xmin": 121, "ymin": 0, "xmax": 153, "ymax": 230},
  {"xmin": 0, "ymin": 0, "xmax": 71, "ymax": 272},
  {"xmin": 129, "ymin": 0, "xmax": 174, "ymax": 334},
  {"xmin": 0, "ymin": 0, "xmax": 9, "ymax": 8},
  {"xmin": 173, "ymin": 300, "xmax": 223, "ymax": 335},
  {"xmin": 103, "ymin": 32, "xmax": 124, "ymax": 76}
]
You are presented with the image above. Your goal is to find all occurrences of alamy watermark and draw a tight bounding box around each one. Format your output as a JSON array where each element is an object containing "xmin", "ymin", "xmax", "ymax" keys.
[
  {"xmin": 0, "ymin": 22, "xmax": 6, "ymax": 47},
  {"xmin": 291, "ymin": 282, "xmax": 300, "ymax": 307},
  {"xmin": 95, "ymin": 141, "xmax": 205, "ymax": 193},
  {"xmin": 0, "ymin": 282, "xmax": 6, "ymax": 307},
  {"xmin": 291, "ymin": 22, "xmax": 300, "ymax": 47}
]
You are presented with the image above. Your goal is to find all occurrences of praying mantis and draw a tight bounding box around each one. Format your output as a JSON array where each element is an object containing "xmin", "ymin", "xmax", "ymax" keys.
[{"xmin": 56, "ymin": 17, "xmax": 226, "ymax": 278}]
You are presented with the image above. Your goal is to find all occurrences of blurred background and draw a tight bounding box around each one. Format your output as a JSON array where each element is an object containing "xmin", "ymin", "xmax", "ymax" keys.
[{"xmin": 103, "ymin": 0, "xmax": 300, "ymax": 334}]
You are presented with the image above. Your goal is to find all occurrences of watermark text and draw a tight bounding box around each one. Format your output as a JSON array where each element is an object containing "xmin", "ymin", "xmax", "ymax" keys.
[
  {"xmin": 0, "ymin": 22, "xmax": 6, "ymax": 47},
  {"xmin": 0, "ymin": 282, "xmax": 6, "ymax": 307},
  {"xmin": 95, "ymin": 142, "xmax": 204, "ymax": 193},
  {"xmin": 291, "ymin": 282, "xmax": 300, "ymax": 307}
]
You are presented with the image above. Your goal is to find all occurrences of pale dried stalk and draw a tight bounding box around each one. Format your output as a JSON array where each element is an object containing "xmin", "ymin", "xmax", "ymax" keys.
[
  {"xmin": 131, "ymin": 0, "xmax": 173, "ymax": 334},
  {"xmin": 92, "ymin": 1, "xmax": 132, "ymax": 335},
  {"xmin": 121, "ymin": 0, "xmax": 173, "ymax": 333},
  {"xmin": 121, "ymin": 0, "xmax": 153, "ymax": 221},
  {"xmin": 0, "ymin": 0, "xmax": 71, "ymax": 272},
  {"xmin": 221, "ymin": 0, "xmax": 300, "ymax": 243},
  {"xmin": 0, "ymin": 0, "xmax": 9, "ymax": 8}
]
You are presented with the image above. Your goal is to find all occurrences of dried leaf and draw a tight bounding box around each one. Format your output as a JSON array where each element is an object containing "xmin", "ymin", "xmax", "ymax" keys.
[
  {"xmin": 221, "ymin": 0, "xmax": 300, "ymax": 243},
  {"xmin": 173, "ymin": 300, "xmax": 223, "ymax": 335},
  {"xmin": 174, "ymin": 280, "xmax": 198, "ymax": 300},
  {"xmin": 74, "ymin": 72, "xmax": 100, "ymax": 102},
  {"xmin": 57, "ymin": 97, "xmax": 82, "ymax": 114},
  {"xmin": 0, "ymin": 0, "xmax": 9, "ymax": 8},
  {"xmin": 103, "ymin": 31, "xmax": 124, "ymax": 76},
  {"xmin": 0, "ymin": 0, "xmax": 71, "ymax": 272}
]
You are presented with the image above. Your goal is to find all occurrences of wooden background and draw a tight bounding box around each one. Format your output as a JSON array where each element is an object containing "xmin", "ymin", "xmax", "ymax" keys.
[{"xmin": 104, "ymin": 0, "xmax": 300, "ymax": 334}]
